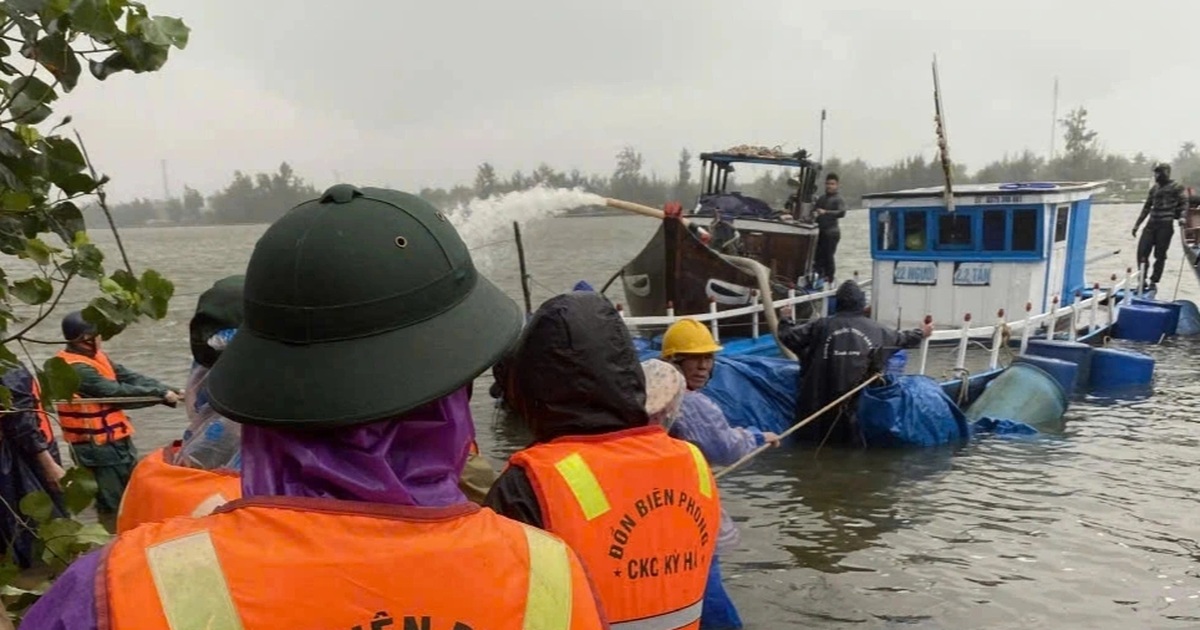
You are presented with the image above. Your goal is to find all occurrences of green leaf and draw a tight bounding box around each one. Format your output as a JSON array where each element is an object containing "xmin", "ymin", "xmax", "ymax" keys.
[
  {"xmin": 69, "ymin": 0, "xmax": 121, "ymax": 39},
  {"xmin": 43, "ymin": 0, "xmax": 73, "ymax": 21},
  {"xmin": 151, "ymin": 15, "xmax": 188, "ymax": 49},
  {"xmin": 42, "ymin": 136, "xmax": 85, "ymax": 179},
  {"xmin": 0, "ymin": 385, "xmax": 11, "ymax": 410},
  {"xmin": 61, "ymin": 242, "xmax": 104, "ymax": 280},
  {"xmin": 20, "ymin": 237, "xmax": 53, "ymax": 264},
  {"xmin": 0, "ymin": 190, "xmax": 32, "ymax": 212},
  {"xmin": 109, "ymin": 268, "xmax": 137, "ymax": 291},
  {"xmin": 18, "ymin": 491, "xmax": 54, "ymax": 523},
  {"xmin": 6, "ymin": 76, "xmax": 59, "ymax": 125},
  {"xmin": 48, "ymin": 200, "xmax": 85, "ymax": 244},
  {"xmin": 72, "ymin": 523, "xmax": 110, "ymax": 546},
  {"xmin": 139, "ymin": 267, "xmax": 173, "ymax": 318},
  {"xmin": 0, "ymin": 342, "xmax": 17, "ymax": 369},
  {"xmin": 39, "ymin": 356, "xmax": 79, "ymax": 402},
  {"xmin": 57, "ymin": 171, "xmax": 98, "ymax": 195},
  {"xmin": 10, "ymin": 276, "xmax": 52, "ymax": 304},
  {"xmin": 81, "ymin": 302, "xmax": 124, "ymax": 338},
  {"xmin": 39, "ymin": 517, "xmax": 82, "ymax": 563},
  {"xmin": 0, "ymin": 562, "xmax": 20, "ymax": 589},
  {"xmin": 15, "ymin": 124, "xmax": 41, "ymax": 145},
  {"xmin": 5, "ymin": 0, "xmax": 48, "ymax": 15},
  {"xmin": 0, "ymin": 129, "xmax": 27, "ymax": 158},
  {"xmin": 61, "ymin": 466, "xmax": 98, "ymax": 515},
  {"xmin": 24, "ymin": 32, "xmax": 83, "ymax": 92}
]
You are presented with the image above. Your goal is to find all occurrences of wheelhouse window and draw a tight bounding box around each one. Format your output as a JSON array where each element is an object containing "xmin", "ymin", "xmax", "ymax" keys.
[
  {"xmin": 936, "ymin": 213, "xmax": 973, "ymax": 250},
  {"xmin": 982, "ymin": 210, "xmax": 1006, "ymax": 251},
  {"xmin": 903, "ymin": 211, "xmax": 927, "ymax": 251},
  {"xmin": 876, "ymin": 211, "xmax": 898, "ymax": 251},
  {"xmin": 1054, "ymin": 206, "xmax": 1069, "ymax": 243},
  {"xmin": 1012, "ymin": 209, "xmax": 1037, "ymax": 251}
]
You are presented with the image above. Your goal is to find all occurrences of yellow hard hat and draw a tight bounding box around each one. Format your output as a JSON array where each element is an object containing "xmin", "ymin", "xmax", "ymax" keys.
[{"xmin": 661, "ymin": 319, "xmax": 723, "ymax": 359}]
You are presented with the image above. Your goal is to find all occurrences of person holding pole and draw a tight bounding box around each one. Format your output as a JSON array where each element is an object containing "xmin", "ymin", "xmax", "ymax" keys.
[{"xmin": 54, "ymin": 310, "xmax": 180, "ymax": 531}]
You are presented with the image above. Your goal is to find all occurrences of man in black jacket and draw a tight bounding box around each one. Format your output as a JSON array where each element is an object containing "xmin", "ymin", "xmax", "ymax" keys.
[
  {"xmin": 813, "ymin": 172, "xmax": 846, "ymax": 284},
  {"xmin": 777, "ymin": 281, "xmax": 931, "ymax": 446},
  {"xmin": 1132, "ymin": 163, "xmax": 1188, "ymax": 291}
]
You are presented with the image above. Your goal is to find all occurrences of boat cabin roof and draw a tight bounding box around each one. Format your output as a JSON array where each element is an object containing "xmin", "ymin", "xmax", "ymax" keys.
[
  {"xmin": 862, "ymin": 181, "xmax": 1106, "ymax": 203},
  {"xmin": 699, "ymin": 151, "xmax": 820, "ymax": 170}
]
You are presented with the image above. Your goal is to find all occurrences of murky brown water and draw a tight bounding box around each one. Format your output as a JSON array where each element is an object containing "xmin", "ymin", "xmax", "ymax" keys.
[{"xmin": 12, "ymin": 202, "xmax": 1200, "ymax": 628}]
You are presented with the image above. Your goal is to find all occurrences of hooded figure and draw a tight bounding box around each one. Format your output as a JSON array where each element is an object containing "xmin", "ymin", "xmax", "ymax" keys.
[
  {"xmin": 777, "ymin": 280, "xmax": 929, "ymax": 446},
  {"xmin": 23, "ymin": 185, "xmax": 606, "ymax": 630},
  {"xmin": 486, "ymin": 291, "xmax": 721, "ymax": 630}
]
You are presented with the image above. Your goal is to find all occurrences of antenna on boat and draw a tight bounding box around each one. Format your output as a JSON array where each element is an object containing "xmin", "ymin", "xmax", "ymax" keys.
[
  {"xmin": 1049, "ymin": 77, "xmax": 1059, "ymax": 159},
  {"xmin": 932, "ymin": 55, "xmax": 954, "ymax": 212}
]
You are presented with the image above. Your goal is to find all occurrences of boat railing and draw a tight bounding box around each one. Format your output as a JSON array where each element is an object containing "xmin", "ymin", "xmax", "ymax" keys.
[{"xmin": 619, "ymin": 267, "xmax": 1135, "ymax": 377}]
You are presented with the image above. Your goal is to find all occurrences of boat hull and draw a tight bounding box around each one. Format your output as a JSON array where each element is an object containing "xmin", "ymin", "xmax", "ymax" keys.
[{"xmin": 618, "ymin": 216, "xmax": 819, "ymax": 337}]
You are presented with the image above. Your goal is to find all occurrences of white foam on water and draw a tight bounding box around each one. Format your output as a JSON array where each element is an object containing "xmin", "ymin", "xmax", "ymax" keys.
[{"xmin": 439, "ymin": 186, "xmax": 606, "ymax": 268}]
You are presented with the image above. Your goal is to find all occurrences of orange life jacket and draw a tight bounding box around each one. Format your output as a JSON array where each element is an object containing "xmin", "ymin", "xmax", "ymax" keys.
[
  {"xmin": 28, "ymin": 375, "xmax": 54, "ymax": 446},
  {"xmin": 115, "ymin": 444, "xmax": 242, "ymax": 534},
  {"xmin": 508, "ymin": 425, "xmax": 720, "ymax": 630},
  {"xmin": 100, "ymin": 497, "xmax": 607, "ymax": 630},
  {"xmin": 53, "ymin": 349, "xmax": 134, "ymax": 445}
]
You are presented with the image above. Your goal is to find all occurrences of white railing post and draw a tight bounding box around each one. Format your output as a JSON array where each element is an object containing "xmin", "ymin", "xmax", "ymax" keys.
[
  {"xmin": 616, "ymin": 303, "xmax": 625, "ymax": 319},
  {"xmin": 786, "ymin": 287, "xmax": 796, "ymax": 321},
  {"xmin": 1128, "ymin": 266, "xmax": 1137, "ymax": 298},
  {"xmin": 955, "ymin": 313, "xmax": 971, "ymax": 370},
  {"xmin": 1108, "ymin": 274, "xmax": 1118, "ymax": 330},
  {"xmin": 989, "ymin": 308, "xmax": 1005, "ymax": 369},
  {"xmin": 750, "ymin": 290, "xmax": 760, "ymax": 339},
  {"xmin": 1068, "ymin": 290, "xmax": 1081, "ymax": 341},
  {"xmin": 1090, "ymin": 282, "xmax": 1100, "ymax": 333},
  {"xmin": 1045, "ymin": 295, "xmax": 1059, "ymax": 340},
  {"xmin": 708, "ymin": 298, "xmax": 719, "ymax": 342},
  {"xmin": 666, "ymin": 300, "xmax": 675, "ymax": 320},
  {"xmin": 1020, "ymin": 301, "xmax": 1033, "ymax": 355},
  {"xmin": 918, "ymin": 315, "xmax": 932, "ymax": 375}
]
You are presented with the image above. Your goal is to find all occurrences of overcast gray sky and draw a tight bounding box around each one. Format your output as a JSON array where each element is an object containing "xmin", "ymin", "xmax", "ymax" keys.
[{"xmin": 55, "ymin": 0, "xmax": 1197, "ymax": 202}]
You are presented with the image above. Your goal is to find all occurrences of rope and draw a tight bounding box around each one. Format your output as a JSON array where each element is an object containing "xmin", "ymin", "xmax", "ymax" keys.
[{"xmin": 713, "ymin": 373, "xmax": 882, "ymax": 480}]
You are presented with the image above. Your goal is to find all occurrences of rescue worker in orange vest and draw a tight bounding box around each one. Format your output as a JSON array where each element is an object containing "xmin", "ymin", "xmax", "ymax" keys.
[
  {"xmin": 54, "ymin": 310, "xmax": 180, "ymax": 532},
  {"xmin": 24, "ymin": 184, "xmax": 608, "ymax": 630},
  {"xmin": 486, "ymin": 291, "xmax": 722, "ymax": 630},
  {"xmin": 0, "ymin": 363, "xmax": 67, "ymax": 568}
]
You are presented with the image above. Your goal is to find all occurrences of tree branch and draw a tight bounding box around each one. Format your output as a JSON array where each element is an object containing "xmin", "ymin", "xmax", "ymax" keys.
[
  {"xmin": 0, "ymin": 273, "xmax": 72, "ymax": 344},
  {"xmin": 72, "ymin": 130, "xmax": 132, "ymax": 275}
]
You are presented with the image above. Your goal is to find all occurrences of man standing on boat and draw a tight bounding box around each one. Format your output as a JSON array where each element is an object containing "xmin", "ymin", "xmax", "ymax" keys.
[
  {"xmin": 777, "ymin": 280, "xmax": 931, "ymax": 446},
  {"xmin": 813, "ymin": 172, "xmax": 846, "ymax": 285},
  {"xmin": 54, "ymin": 310, "xmax": 181, "ymax": 532},
  {"xmin": 1132, "ymin": 163, "xmax": 1188, "ymax": 291}
]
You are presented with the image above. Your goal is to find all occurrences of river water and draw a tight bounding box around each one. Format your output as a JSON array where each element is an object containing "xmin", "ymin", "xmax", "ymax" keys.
[{"xmin": 14, "ymin": 201, "xmax": 1200, "ymax": 628}]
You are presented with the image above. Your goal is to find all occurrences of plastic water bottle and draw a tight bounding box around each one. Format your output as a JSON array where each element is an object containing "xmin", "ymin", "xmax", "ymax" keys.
[
  {"xmin": 176, "ymin": 415, "xmax": 241, "ymax": 470},
  {"xmin": 886, "ymin": 349, "xmax": 909, "ymax": 378}
]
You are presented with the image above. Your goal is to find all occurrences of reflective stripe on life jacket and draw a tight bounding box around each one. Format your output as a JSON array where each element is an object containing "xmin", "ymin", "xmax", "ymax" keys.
[
  {"xmin": 53, "ymin": 349, "xmax": 133, "ymax": 445},
  {"xmin": 28, "ymin": 375, "xmax": 54, "ymax": 446},
  {"xmin": 115, "ymin": 445, "xmax": 242, "ymax": 534},
  {"xmin": 100, "ymin": 497, "xmax": 606, "ymax": 630},
  {"xmin": 509, "ymin": 425, "xmax": 720, "ymax": 630}
]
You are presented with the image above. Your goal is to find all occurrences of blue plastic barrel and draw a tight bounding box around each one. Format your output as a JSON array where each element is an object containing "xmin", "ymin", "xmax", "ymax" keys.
[
  {"xmin": 1131, "ymin": 297, "xmax": 1181, "ymax": 336},
  {"xmin": 1176, "ymin": 300, "xmax": 1200, "ymax": 336},
  {"xmin": 1089, "ymin": 347, "xmax": 1155, "ymax": 392},
  {"xmin": 1114, "ymin": 304, "xmax": 1173, "ymax": 343},
  {"xmin": 1024, "ymin": 339, "xmax": 1092, "ymax": 390},
  {"xmin": 1012, "ymin": 354, "xmax": 1080, "ymax": 397},
  {"xmin": 964, "ymin": 362, "xmax": 1068, "ymax": 429}
]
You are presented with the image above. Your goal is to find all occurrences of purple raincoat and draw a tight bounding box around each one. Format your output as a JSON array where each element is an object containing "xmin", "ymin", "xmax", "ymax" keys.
[{"xmin": 20, "ymin": 387, "xmax": 475, "ymax": 630}]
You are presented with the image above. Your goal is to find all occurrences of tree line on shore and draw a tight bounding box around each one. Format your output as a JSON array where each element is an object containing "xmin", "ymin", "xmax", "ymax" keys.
[{"xmin": 99, "ymin": 107, "xmax": 1200, "ymax": 227}]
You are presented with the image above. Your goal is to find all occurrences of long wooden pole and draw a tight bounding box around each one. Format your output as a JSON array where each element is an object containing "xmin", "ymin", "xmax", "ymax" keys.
[
  {"xmin": 603, "ymin": 198, "xmax": 692, "ymax": 226},
  {"xmin": 713, "ymin": 373, "xmax": 883, "ymax": 480},
  {"xmin": 512, "ymin": 221, "xmax": 533, "ymax": 315}
]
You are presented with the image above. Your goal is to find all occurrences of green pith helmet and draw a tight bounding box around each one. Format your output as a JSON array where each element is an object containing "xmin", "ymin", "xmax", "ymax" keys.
[{"xmin": 206, "ymin": 184, "xmax": 522, "ymax": 430}]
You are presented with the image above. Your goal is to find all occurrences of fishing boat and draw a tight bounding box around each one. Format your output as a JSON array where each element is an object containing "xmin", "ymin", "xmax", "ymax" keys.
[
  {"xmin": 604, "ymin": 146, "xmax": 824, "ymax": 337},
  {"xmin": 614, "ymin": 178, "xmax": 1171, "ymax": 435}
]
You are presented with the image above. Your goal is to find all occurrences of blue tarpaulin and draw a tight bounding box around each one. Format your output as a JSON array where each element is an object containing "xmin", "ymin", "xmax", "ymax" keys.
[
  {"xmin": 700, "ymin": 355, "xmax": 798, "ymax": 435},
  {"xmin": 857, "ymin": 375, "xmax": 972, "ymax": 447}
]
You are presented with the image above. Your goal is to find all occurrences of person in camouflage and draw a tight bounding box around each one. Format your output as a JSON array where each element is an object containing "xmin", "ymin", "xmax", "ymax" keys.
[{"xmin": 1132, "ymin": 163, "xmax": 1188, "ymax": 290}]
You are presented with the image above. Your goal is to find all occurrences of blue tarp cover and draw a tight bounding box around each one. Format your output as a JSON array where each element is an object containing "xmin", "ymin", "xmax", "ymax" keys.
[{"xmin": 857, "ymin": 375, "xmax": 972, "ymax": 447}]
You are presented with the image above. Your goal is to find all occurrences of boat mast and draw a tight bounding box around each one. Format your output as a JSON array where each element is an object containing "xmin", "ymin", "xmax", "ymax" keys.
[
  {"xmin": 932, "ymin": 56, "xmax": 954, "ymax": 212},
  {"xmin": 1049, "ymin": 77, "xmax": 1059, "ymax": 159}
]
